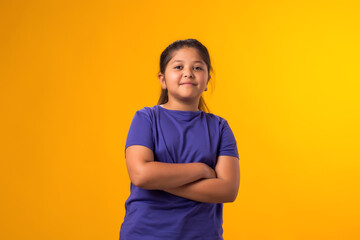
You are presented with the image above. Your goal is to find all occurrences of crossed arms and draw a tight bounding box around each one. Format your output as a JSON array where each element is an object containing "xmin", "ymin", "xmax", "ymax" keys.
[{"xmin": 125, "ymin": 145, "xmax": 240, "ymax": 203}]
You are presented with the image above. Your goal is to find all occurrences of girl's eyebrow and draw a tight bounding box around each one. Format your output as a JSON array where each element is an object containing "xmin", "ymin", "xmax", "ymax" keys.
[{"xmin": 172, "ymin": 60, "xmax": 205, "ymax": 64}]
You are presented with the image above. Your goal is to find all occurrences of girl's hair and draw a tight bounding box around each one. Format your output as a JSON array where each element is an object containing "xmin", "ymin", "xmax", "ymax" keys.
[{"xmin": 157, "ymin": 39, "xmax": 213, "ymax": 113}]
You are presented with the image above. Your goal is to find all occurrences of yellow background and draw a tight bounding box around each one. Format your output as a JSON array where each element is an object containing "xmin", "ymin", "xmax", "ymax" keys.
[{"xmin": 1, "ymin": 0, "xmax": 359, "ymax": 239}]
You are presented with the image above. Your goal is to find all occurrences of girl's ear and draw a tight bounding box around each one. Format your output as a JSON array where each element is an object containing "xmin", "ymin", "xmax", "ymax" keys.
[{"xmin": 158, "ymin": 73, "xmax": 167, "ymax": 90}]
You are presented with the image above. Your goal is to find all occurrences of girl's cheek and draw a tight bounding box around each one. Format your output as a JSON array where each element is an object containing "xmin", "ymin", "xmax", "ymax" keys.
[{"xmin": 167, "ymin": 72, "xmax": 180, "ymax": 79}]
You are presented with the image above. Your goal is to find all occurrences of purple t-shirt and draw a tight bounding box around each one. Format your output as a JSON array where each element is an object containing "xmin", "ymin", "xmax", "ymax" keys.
[{"xmin": 120, "ymin": 104, "xmax": 239, "ymax": 240}]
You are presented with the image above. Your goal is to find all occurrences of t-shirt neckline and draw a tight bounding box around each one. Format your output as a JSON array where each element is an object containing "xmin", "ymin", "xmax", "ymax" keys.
[
  {"xmin": 158, "ymin": 104, "xmax": 202, "ymax": 113},
  {"xmin": 157, "ymin": 104, "xmax": 202, "ymax": 121}
]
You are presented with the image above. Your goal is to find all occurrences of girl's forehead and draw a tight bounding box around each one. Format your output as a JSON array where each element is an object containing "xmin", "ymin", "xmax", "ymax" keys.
[
  {"xmin": 172, "ymin": 47, "xmax": 200, "ymax": 56},
  {"xmin": 169, "ymin": 47, "xmax": 204, "ymax": 63}
]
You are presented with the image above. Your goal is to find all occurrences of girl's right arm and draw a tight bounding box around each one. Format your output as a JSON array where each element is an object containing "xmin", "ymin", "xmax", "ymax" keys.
[{"xmin": 125, "ymin": 145, "xmax": 216, "ymax": 190}]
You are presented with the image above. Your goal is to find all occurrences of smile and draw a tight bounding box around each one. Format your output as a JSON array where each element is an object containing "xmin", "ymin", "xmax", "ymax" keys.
[{"xmin": 180, "ymin": 83, "xmax": 196, "ymax": 86}]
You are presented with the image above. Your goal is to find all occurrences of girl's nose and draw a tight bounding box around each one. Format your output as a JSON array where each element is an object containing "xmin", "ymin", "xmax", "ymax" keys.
[
  {"xmin": 184, "ymin": 73, "xmax": 193, "ymax": 78},
  {"xmin": 184, "ymin": 70, "xmax": 194, "ymax": 78}
]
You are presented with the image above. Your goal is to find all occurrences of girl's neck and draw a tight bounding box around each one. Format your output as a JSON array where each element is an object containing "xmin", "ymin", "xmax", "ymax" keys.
[{"xmin": 161, "ymin": 101, "xmax": 200, "ymax": 112}]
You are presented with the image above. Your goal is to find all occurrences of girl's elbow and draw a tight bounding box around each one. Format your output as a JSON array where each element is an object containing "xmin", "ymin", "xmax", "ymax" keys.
[
  {"xmin": 130, "ymin": 175, "xmax": 142, "ymax": 188},
  {"xmin": 129, "ymin": 168, "xmax": 148, "ymax": 188},
  {"xmin": 131, "ymin": 173, "xmax": 152, "ymax": 189},
  {"xmin": 131, "ymin": 171, "xmax": 155, "ymax": 190},
  {"xmin": 229, "ymin": 192, "xmax": 238, "ymax": 202},
  {"xmin": 226, "ymin": 187, "xmax": 239, "ymax": 203}
]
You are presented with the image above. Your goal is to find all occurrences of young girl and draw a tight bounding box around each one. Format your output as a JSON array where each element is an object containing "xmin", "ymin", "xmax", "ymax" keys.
[{"xmin": 120, "ymin": 39, "xmax": 240, "ymax": 240}]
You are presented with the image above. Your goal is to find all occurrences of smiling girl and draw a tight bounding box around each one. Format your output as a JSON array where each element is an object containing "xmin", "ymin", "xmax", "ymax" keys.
[{"xmin": 119, "ymin": 39, "xmax": 240, "ymax": 240}]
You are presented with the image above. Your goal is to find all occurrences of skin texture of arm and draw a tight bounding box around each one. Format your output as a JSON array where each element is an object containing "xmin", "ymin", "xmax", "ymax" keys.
[
  {"xmin": 125, "ymin": 145, "xmax": 216, "ymax": 190},
  {"xmin": 161, "ymin": 155, "xmax": 240, "ymax": 203}
]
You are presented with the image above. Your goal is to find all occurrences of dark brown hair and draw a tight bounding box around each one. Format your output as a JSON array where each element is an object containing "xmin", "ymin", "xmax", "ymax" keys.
[{"xmin": 157, "ymin": 39, "xmax": 214, "ymax": 113}]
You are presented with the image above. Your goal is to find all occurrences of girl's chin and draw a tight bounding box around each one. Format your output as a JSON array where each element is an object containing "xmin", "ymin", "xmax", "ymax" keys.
[
  {"xmin": 174, "ymin": 95, "xmax": 201, "ymax": 102},
  {"xmin": 168, "ymin": 91, "xmax": 201, "ymax": 98}
]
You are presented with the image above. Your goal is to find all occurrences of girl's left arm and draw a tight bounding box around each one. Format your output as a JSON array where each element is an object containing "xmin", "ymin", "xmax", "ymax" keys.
[{"xmin": 162, "ymin": 155, "xmax": 240, "ymax": 203}]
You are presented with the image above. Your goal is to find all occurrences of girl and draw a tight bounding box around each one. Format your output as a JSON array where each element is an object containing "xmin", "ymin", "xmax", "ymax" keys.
[{"xmin": 120, "ymin": 39, "xmax": 240, "ymax": 240}]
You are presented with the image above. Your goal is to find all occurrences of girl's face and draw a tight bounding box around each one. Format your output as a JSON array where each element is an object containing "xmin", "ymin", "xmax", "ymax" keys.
[{"xmin": 158, "ymin": 47, "xmax": 209, "ymax": 104}]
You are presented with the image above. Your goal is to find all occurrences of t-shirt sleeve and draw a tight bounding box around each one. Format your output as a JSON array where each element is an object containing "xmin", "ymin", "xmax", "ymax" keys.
[
  {"xmin": 218, "ymin": 119, "xmax": 239, "ymax": 159},
  {"xmin": 124, "ymin": 109, "xmax": 154, "ymax": 158}
]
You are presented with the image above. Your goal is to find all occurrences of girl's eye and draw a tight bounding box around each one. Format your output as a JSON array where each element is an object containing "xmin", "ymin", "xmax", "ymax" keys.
[{"xmin": 174, "ymin": 66, "xmax": 203, "ymax": 70}]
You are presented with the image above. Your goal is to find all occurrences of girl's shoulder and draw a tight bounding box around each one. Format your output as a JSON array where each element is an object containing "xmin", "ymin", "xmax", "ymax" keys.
[{"xmin": 136, "ymin": 105, "xmax": 156, "ymax": 118}]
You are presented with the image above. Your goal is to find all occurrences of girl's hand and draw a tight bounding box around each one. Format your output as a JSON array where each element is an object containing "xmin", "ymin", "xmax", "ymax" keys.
[{"xmin": 203, "ymin": 163, "xmax": 217, "ymax": 179}]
